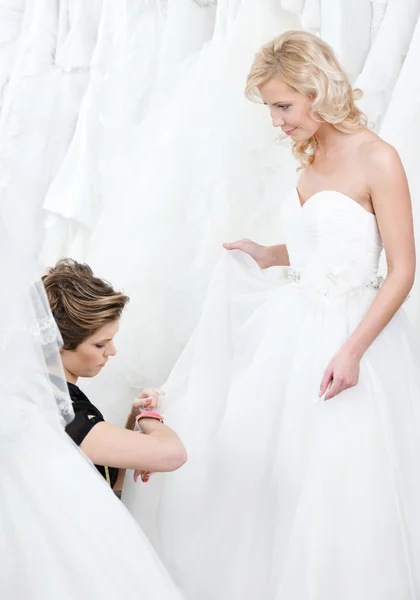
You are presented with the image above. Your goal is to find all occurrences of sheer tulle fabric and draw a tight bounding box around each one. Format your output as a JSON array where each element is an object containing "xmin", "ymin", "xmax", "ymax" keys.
[
  {"xmin": 79, "ymin": 0, "xmax": 299, "ymax": 427},
  {"xmin": 123, "ymin": 192, "xmax": 420, "ymax": 599},
  {"xmin": 0, "ymin": 173, "xmax": 182, "ymax": 600}
]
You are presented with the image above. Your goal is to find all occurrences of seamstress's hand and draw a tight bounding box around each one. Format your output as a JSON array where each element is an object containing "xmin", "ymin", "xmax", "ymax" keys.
[
  {"xmin": 131, "ymin": 388, "xmax": 165, "ymax": 416},
  {"xmin": 134, "ymin": 470, "xmax": 154, "ymax": 484}
]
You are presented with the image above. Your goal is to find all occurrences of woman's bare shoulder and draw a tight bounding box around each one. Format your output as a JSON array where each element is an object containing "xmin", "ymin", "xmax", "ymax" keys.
[
  {"xmin": 358, "ymin": 131, "xmax": 400, "ymax": 163},
  {"xmin": 356, "ymin": 132, "xmax": 409, "ymax": 204}
]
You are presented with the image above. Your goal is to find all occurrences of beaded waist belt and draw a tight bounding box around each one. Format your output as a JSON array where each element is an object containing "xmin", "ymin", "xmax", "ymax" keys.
[{"xmin": 280, "ymin": 267, "xmax": 384, "ymax": 290}]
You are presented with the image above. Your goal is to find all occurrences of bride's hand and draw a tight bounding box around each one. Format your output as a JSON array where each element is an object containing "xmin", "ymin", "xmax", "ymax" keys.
[
  {"xmin": 319, "ymin": 347, "xmax": 360, "ymax": 401},
  {"xmin": 223, "ymin": 239, "xmax": 270, "ymax": 269}
]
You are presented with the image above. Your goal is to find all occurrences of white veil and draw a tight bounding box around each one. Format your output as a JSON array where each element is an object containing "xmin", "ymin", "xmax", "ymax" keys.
[
  {"xmin": 0, "ymin": 212, "xmax": 73, "ymax": 432},
  {"xmin": 0, "ymin": 170, "xmax": 182, "ymax": 599}
]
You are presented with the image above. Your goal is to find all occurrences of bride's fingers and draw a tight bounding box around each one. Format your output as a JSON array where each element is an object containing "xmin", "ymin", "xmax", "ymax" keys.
[
  {"xmin": 319, "ymin": 366, "xmax": 333, "ymax": 396},
  {"xmin": 222, "ymin": 239, "xmax": 249, "ymax": 250},
  {"xmin": 324, "ymin": 377, "xmax": 342, "ymax": 401}
]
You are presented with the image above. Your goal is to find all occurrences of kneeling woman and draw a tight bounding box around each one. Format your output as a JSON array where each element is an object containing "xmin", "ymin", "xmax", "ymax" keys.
[{"xmin": 43, "ymin": 259, "xmax": 186, "ymax": 489}]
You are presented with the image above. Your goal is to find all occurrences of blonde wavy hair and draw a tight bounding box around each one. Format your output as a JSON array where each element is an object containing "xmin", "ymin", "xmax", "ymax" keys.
[
  {"xmin": 43, "ymin": 259, "xmax": 129, "ymax": 350},
  {"xmin": 246, "ymin": 30, "xmax": 367, "ymax": 168}
]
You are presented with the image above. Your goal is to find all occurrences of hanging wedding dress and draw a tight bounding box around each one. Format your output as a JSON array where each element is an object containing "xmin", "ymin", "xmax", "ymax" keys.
[
  {"xmin": 0, "ymin": 0, "xmax": 25, "ymax": 112},
  {"xmin": 80, "ymin": 0, "xmax": 299, "ymax": 427},
  {"xmin": 370, "ymin": 0, "xmax": 388, "ymax": 42},
  {"xmin": 41, "ymin": 0, "xmax": 218, "ymax": 267},
  {"xmin": 320, "ymin": 0, "xmax": 372, "ymax": 81},
  {"xmin": 0, "ymin": 139, "xmax": 183, "ymax": 600},
  {"xmin": 379, "ymin": 14, "xmax": 420, "ymax": 333},
  {"xmin": 283, "ymin": 0, "xmax": 375, "ymax": 75},
  {"xmin": 0, "ymin": 0, "xmax": 101, "ymax": 259},
  {"xmin": 280, "ymin": 0, "xmax": 320, "ymax": 33},
  {"xmin": 158, "ymin": 0, "xmax": 216, "ymax": 76},
  {"xmin": 301, "ymin": 0, "xmax": 320, "ymax": 32},
  {"xmin": 41, "ymin": 0, "xmax": 168, "ymax": 265},
  {"xmin": 127, "ymin": 188, "xmax": 420, "ymax": 599},
  {"xmin": 355, "ymin": 0, "xmax": 420, "ymax": 130}
]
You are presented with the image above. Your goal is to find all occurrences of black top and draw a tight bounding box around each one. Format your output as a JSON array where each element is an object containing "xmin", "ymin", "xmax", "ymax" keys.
[{"xmin": 65, "ymin": 382, "xmax": 119, "ymax": 488}]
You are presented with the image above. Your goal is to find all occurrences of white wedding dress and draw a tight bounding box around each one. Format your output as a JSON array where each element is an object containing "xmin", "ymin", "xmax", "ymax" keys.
[
  {"xmin": 320, "ymin": 0, "xmax": 372, "ymax": 81},
  {"xmin": 128, "ymin": 189, "xmax": 420, "ymax": 599},
  {"xmin": 0, "ymin": 0, "xmax": 25, "ymax": 112},
  {"xmin": 355, "ymin": 0, "xmax": 420, "ymax": 130},
  {"xmin": 41, "ymin": 0, "xmax": 217, "ymax": 266},
  {"xmin": 79, "ymin": 0, "xmax": 299, "ymax": 427},
  {"xmin": 0, "ymin": 0, "xmax": 102, "ymax": 260},
  {"xmin": 41, "ymin": 0, "xmax": 168, "ymax": 264},
  {"xmin": 0, "ymin": 151, "xmax": 183, "ymax": 600}
]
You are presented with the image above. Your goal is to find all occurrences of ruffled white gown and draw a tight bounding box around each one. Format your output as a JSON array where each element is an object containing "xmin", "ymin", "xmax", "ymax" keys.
[
  {"xmin": 126, "ymin": 190, "xmax": 420, "ymax": 599},
  {"xmin": 41, "ymin": 0, "xmax": 217, "ymax": 265},
  {"xmin": 0, "ymin": 130, "xmax": 183, "ymax": 598},
  {"xmin": 80, "ymin": 0, "xmax": 299, "ymax": 426},
  {"xmin": 0, "ymin": 0, "xmax": 25, "ymax": 112},
  {"xmin": 0, "ymin": 0, "xmax": 102, "ymax": 261},
  {"xmin": 355, "ymin": 0, "xmax": 420, "ymax": 130},
  {"xmin": 320, "ymin": 0, "xmax": 372, "ymax": 81},
  {"xmin": 1, "ymin": 386, "xmax": 183, "ymax": 600},
  {"xmin": 370, "ymin": 0, "xmax": 388, "ymax": 41},
  {"xmin": 41, "ymin": 0, "xmax": 168, "ymax": 264}
]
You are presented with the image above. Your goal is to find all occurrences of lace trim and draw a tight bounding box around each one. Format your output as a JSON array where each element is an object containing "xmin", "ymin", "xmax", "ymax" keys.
[
  {"xmin": 28, "ymin": 316, "xmax": 61, "ymax": 344},
  {"xmin": 0, "ymin": 316, "xmax": 59, "ymax": 351},
  {"xmin": 50, "ymin": 381, "xmax": 74, "ymax": 426},
  {"xmin": 0, "ymin": 317, "xmax": 73, "ymax": 424}
]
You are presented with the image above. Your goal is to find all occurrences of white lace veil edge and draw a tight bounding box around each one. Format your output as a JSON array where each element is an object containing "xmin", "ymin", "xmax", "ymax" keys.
[{"xmin": 0, "ymin": 213, "xmax": 74, "ymax": 432}]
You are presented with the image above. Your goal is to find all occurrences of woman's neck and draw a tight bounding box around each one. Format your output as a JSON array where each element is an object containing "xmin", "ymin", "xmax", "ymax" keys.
[
  {"xmin": 315, "ymin": 123, "xmax": 370, "ymax": 160},
  {"xmin": 64, "ymin": 367, "xmax": 78, "ymax": 385},
  {"xmin": 314, "ymin": 122, "xmax": 349, "ymax": 155}
]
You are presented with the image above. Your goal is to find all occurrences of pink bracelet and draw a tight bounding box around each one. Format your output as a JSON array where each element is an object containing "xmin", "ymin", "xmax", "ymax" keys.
[{"xmin": 135, "ymin": 411, "xmax": 164, "ymax": 423}]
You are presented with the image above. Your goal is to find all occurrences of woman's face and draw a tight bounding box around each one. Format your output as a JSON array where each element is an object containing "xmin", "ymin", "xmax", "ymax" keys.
[
  {"xmin": 61, "ymin": 320, "xmax": 119, "ymax": 384},
  {"xmin": 258, "ymin": 78, "xmax": 319, "ymax": 141}
]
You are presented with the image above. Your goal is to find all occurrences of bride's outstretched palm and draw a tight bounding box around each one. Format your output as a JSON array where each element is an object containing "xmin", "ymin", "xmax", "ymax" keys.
[{"xmin": 223, "ymin": 239, "xmax": 268, "ymax": 269}]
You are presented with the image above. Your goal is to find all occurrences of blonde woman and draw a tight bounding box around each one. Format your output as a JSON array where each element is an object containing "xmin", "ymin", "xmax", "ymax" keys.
[
  {"xmin": 141, "ymin": 30, "xmax": 420, "ymax": 599},
  {"xmin": 43, "ymin": 259, "xmax": 186, "ymax": 489}
]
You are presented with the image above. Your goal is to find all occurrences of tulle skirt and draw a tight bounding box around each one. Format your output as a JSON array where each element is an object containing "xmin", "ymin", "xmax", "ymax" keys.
[
  {"xmin": 0, "ymin": 406, "xmax": 182, "ymax": 600},
  {"xmin": 124, "ymin": 250, "xmax": 420, "ymax": 599}
]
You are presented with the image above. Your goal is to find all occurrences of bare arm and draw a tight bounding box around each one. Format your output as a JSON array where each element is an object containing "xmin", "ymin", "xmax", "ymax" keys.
[
  {"xmin": 320, "ymin": 143, "xmax": 415, "ymax": 400},
  {"xmin": 80, "ymin": 418, "xmax": 187, "ymax": 474},
  {"xmin": 344, "ymin": 144, "xmax": 415, "ymax": 358},
  {"xmin": 264, "ymin": 244, "xmax": 290, "ymax": 268},
  {"xmin": 223, "ymin": 240, "xmax": 289, "ymax": 268},
  {"xmin": 113, "ymin": 388, "xmax": 166, "ymax": 489}
]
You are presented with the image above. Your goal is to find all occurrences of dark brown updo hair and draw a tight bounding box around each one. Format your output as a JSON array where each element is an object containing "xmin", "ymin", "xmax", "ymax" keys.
[{"xmin": 42, "ymin": 259, "xmax": 129, "ymax": 350}]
